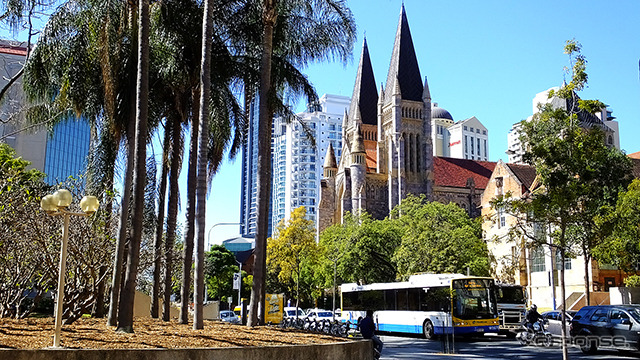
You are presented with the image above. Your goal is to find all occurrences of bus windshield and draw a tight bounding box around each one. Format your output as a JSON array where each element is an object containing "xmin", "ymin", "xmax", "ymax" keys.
[
  {"xmin": 452, "ymin": 278, "xmax": 497, "ymax": 320},
  {"xmin": 496, "ymin": 286, "xmax": 526, "ymax": 304}
]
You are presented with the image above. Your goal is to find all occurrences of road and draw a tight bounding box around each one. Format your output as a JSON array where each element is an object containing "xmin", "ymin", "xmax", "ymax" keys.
[{"xmin": 378, "ymin": 334, "xmax": 640, "ymax": 359}]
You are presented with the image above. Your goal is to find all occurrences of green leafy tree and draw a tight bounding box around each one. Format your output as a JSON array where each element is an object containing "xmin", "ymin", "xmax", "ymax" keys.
[
  {"xmin": 267, "ymin": 207, "xmax": 319, "ymax": 310},
  {"xmin": 204, "ymin": 245, "xmax": 237, "ymax": 301},
  {"xmin": 391, "ymin": 195, "xmax": 490, "ymax": 279},
  {"xmin": 494, "ymin": 40, "xmax": 631, "ymax": 359},
  {"xmin": 319, "ymin": 212, "xmax": 400, "ymax": 287},
  {"xmin": 594, "ymin": 179, "xmax": 640, "ymax": 272}
]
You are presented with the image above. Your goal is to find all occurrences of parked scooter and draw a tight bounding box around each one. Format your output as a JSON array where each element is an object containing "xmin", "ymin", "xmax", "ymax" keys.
[{"xmin": 516, "ymin": 319, "xmax": 551, "ymax": 347}]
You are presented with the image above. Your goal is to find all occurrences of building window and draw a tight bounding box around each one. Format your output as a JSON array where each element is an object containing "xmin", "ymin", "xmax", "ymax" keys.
[
  {"xmin": 470, "ymin": 137, "xmax": 474, "ymax": 154},
  {"xmin": 530, "ymin": 247, "xmax": 546, "ymax": 272},
  {"xmin": 555, "ymin": 250, "xmax": 572, "ymax": 270},
  {"xmin": 464, "ymin": 135, "xmax": 468, "ymax": 153},
  {"xmin": 483, "ymin": 130, "xmax": 487, "ymax": 135},
  {"xmin": 497, "ymin": 206, "xmax": 506, "ymax": 228},
  {"xmin": 477, "ymin": 139, "xmax": 480, "ymax": 155},
  {"xmin": 484, "ymin": 139, "xmax": 487, "ymax": 157},
  {"xmin": 464, "ymin": 126, "xmax": 468, "ymax": 131}
]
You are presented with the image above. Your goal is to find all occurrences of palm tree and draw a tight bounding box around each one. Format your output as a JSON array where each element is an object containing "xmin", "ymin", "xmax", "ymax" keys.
[
  {"xmin": 150, "ymin": 122, "xmax": 170, "ymax": 318},
  {"xmin": 149, "ymin": 0, "xmax": 246, "ymax": 325},
  {"xmin": 21, "ymin": 0, "xmax": 141, "ymax": 326},
  {"xmin": 116, "ymin": 0, "xmax": 150, "ymax": 333},
  {"xmin": 242, "ymin": 0, "xmax": 356, "ymax": 326}
]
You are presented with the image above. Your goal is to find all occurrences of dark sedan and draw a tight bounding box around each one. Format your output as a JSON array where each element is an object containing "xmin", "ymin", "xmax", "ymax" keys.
[{"xmin": 570, "ymin": 305, "xmax": 640, "ymax": 353}]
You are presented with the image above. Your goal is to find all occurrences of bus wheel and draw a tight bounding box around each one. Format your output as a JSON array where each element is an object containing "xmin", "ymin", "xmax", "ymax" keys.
[{"xmin": 423, "ymin": 320, "xmax": 435, "ymax": 340}]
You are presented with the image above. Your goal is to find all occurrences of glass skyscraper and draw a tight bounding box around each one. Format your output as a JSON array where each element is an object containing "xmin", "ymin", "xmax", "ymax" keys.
[{"xmin": 43, "ymin": 118, "xmax": 91, "ymax": 185}]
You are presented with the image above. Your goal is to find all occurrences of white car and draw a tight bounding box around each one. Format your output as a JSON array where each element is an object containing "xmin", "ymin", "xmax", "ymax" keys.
[
  {"xmin": 306, "ymin": 308, "xmax": 335, "ymax": 321},
  {"xmin": 219, "ymin": 310, "xmax": 240, "ymax": 324},
  {"xmin": 283, "ymin": 307, "xmax": 306, "ymax": 319}
]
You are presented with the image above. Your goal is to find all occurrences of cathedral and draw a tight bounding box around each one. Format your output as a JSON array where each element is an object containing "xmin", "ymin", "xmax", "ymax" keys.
[{"xmin": 318, "ymin": 5, "xmax": 496, "ymax": 233}]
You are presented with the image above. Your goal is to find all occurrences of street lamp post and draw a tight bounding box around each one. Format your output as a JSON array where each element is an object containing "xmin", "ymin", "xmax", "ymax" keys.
[{"xmin": 41, "ymin": 189, "xmax": 99, "ymax": 348}]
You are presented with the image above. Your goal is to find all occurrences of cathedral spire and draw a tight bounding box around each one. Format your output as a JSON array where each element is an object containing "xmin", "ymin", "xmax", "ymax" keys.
[
  {"xmin": 383, "ymin": 5, "xmax": 422, "ymax": 104},
  {"xmin": 348, "ymin": 37, "xmax": 378, "ymax": 126},
  {"xmin": 323, "ymin": 143, "xmax": 338, "ymax": 178},
  {"xmin": 422, "ymin": 76, "xmax": 431, "ymax": 101},
  {"xmin": 351, "ymin": 123, "xmax": 365, "ymax": 155}
]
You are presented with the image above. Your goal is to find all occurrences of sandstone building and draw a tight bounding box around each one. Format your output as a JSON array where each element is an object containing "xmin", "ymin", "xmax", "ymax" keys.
[{"xmin": 318, "ymin": 6, "xmax": 495, "ymax": 233}]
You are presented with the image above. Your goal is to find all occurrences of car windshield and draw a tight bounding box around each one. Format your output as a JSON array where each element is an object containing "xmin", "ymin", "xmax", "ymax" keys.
[
  {"xmin": 496, "ymin": 286, "xmax": 526, "ymax": 304},
  {"xmin": 626, "ymin": 308, "xmax": 640, "ymax": 322},
  {"xmin": 287, "ymin": 309, "xmax": 304, "ymax": 316}
]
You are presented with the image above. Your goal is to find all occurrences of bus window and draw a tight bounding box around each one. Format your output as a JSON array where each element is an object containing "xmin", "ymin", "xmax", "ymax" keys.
[
  {"xmin": 384, "ymin": 289, "xmax": 395, "ymax": 310},
  {"xmin": 397, "ymin": 289, "xmax": 408, "ymax": 310},
  {"xmin": 421, "ymin": 287, "xmax": 450, "ymax": 312},
  {"xmin": 408, "ymin": 288, "xmax": 420, "ymax": 311}
]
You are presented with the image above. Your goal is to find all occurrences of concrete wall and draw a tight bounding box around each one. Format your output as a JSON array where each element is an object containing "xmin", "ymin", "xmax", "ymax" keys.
[
  {"xmin": 610, "ymin": 287, "xmax": 640, "ymax": 305},
  {"xmin": 4, "ymin": 340, "xmax": 372, "ymax": 360},
  {"xmin": 133, "ymin": 291, "xmax": 180, "ymax": 319}
]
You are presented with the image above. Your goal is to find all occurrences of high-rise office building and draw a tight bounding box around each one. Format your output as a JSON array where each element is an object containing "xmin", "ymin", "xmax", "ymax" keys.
[
  {"xmin": 0, "ymin": 40, "xmax": 90, "ymax": 184},
  {"xmin": 240, "ymin": 96, "xmax": 261, "ymax": 237}
]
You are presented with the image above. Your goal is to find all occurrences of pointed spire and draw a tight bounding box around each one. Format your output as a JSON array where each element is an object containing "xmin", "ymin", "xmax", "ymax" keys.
[
  {"xmin": 422, "ymin": 76, "xmax": 431, "ymax": 101},
  {"xmin": 351, "ymin": 124, "xmax": 365, "ymax": 154},
  {"xmin": 378, "ymin": 83, "xmax": 385, "ymax": 105},
  {"xmin": 342, "ymin": 108, "xmax": 349, "ymax": 129},
  {"xmin": 324, "ymin": 143, "xmax": 338, "ymax": 170},
  {"xmin": 348, "ymin": 37, "xmax": 378, "ymax": 126},
  {"xmin": 383, "ymin": 5, "xmax": 423, "ymax": 104},
  {"xmin": 393, "ymin": 75, "xmax": 401, "ymax": 97}
]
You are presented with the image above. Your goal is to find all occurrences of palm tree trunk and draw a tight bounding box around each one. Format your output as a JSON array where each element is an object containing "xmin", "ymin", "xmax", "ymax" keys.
[
  {"xmin": 151, "ymin": 122, "xmax": 171, "ymax": 318},
  {"xmin": 107, "ymin": 123, "xmax": 135, "ymax": 327},
  {"xmin": 193, "ymin": 0, "xmax": 214, "ymax": 330},
  {"xmin": 249, "ymin": 0, "xmax": 277, "ymax": 328},
  {"xmin": 164, "ymin": 115, "xmax": 183, "ymax": 321},
  {"xmin": 180, "ymin": 90, "xmax": 200, "ymax": 324},
  {"xmin": 117, "ymin": 0, "xmax": 150, "ymax": 333}
]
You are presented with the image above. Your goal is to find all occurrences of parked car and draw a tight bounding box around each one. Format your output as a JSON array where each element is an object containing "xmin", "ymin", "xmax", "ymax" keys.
[
  {"xmin": 283, "ymin": 307, "xmax": 306, "ymax": 319},
  {"xmin": 306, "ymin": 308, "xmax": 335, "ymax": 321},
  {"xmin": 541, "ymin": 310, "xmax": 576, "ymax": 336},
  {"xmin": 570, "ymin": 305, "xmax": 640, "ymax": 353},
  {"xmin": 219, "ymin": 310, "xmax": 240, "ymax": 324}
]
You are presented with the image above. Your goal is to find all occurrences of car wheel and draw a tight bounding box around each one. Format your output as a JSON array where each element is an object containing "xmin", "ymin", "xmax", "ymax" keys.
[
  {"xmin": 579, "ymin": 335, "xmax": 597, "ymax": 354},
  {"xmin": 423, "ymin": 320, "xmax": 435, "ymax": 340}
]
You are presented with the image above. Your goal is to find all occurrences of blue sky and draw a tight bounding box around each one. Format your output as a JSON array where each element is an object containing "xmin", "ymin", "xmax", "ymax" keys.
[
  {"xmin": 206, "ymin": 0, "xmax": 640, "ymax": 245},
  {"xmin": 5, "ymin": 1, "xmax": 639, "ymax": 246}
]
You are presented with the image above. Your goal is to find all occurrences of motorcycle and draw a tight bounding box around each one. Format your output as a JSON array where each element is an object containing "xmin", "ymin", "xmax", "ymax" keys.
[{"xmin": 516, "ymin": 319, "xmax": 552, "ymax": 347}]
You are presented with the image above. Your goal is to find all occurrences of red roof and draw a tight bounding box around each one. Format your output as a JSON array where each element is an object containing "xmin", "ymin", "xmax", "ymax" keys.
[
  {"xmin": 434, "ymin": 157, "xmax": 496, "ymax": 189},
  {"xmin": 629, "ymin": 151, "xmax": 640, "ymax": 160},
  {"xmin": 0, "ymin": 45, "xmax": 27, "ymax": 56}
]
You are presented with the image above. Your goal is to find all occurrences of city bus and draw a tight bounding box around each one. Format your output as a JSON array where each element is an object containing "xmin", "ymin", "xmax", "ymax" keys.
[{"xmin": 340, "ymin": 273, "xmax": 499, "ymax": 338}]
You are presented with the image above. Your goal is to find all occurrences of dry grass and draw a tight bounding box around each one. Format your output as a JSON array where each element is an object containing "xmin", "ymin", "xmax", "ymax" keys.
[{"xmin": 0, "ymin": 317, "xmax": 346, "ymax": 349}]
